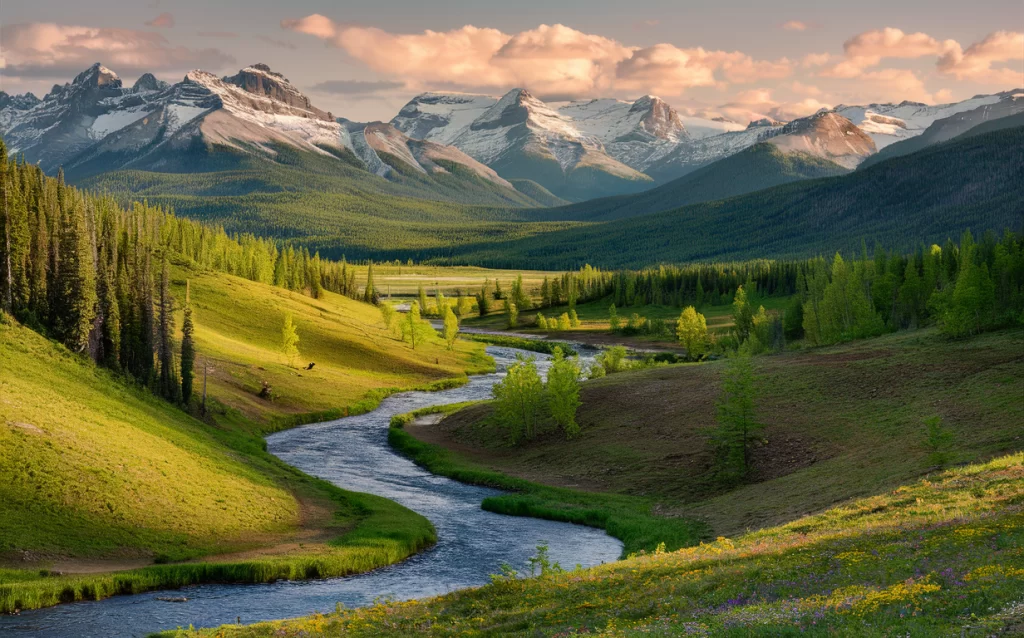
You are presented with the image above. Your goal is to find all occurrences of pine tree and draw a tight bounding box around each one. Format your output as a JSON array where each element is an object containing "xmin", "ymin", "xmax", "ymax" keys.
[
  {"xmin": 609, "ymin": 303, "xmax": 620, "ymax": 331},
  {"xmin": 180, "ymin": 279, "xmax": 196, "ymax": 404},
  {"xmin": 54, "ymin": 188, "xmax": 96, "ymax": 353},
  {"xmin": 281, "ymin": 313, "xmax": 300, "ymax": 365},
  {"xmin": 418, "ymin": 284, "xmax": 429, "ymax": 317},
  {"xmin": 732, "ymin": 285, "xmax": 754, "ymax": 343},
  {"xmin": 157, "ymin": 258, "xmax": 179, "ymax": 400},
  {"xmin": 363, "ymin": 260, "xmax": 375, "ymax": 303},
  {"xmin": 712, "ymin": 353, "xmax": 762, "ymax": 485}
]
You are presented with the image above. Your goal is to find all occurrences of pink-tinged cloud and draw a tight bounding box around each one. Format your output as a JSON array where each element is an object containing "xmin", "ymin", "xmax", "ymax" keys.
[
  {"xmin": 145, "ymin": 13, "xmax": 175, "ymax": 29},
  {"xmin": 938, "ymin": 30, "xmax": 1024, "ymax": 84},
  {"xmin": 821, "ymin": 27, "xmax": 1021, "ymax": 87},
  {"xmin": 281, "ymin": 16, "xmax": 793, "ymax": 98},
  {"xmin": 717, "ymin": 88, "xmax": 830, "ymax": 124},
  {"xmin": 782, "ymin": 21, "xmax": 808, "ymax": 31},
  {"xmin": 1, "ymin": 22, "xmax": 234, "ymax": 78}
]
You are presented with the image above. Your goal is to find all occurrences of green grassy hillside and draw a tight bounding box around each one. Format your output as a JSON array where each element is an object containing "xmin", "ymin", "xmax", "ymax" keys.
[
  {"xmin": 170, "ymin": 451, "xmax": 1024, "ymax": 637},
  {"xmin": 532, "ymin": 144, "xmax": 850, "ymax": 222},
  {"xmin": 175, "ymin": 264, "xmax": 491, "ymax": 430},
  {"xmin": 399, "ymin": 328, "xmax": 1023, "ymax": 541},
  {"xmin": 0, "ymin": 263, "xmax": 488, "ymax": 612}
]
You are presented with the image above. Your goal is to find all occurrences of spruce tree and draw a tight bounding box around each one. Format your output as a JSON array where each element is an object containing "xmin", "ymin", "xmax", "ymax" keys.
[
  {"xmin": 157, "ymin": 258, "xmax": 179, "ymax": 400},
  {"xmin": 180, "ymin": 280, "xmax": 196, "ymax": 404}
]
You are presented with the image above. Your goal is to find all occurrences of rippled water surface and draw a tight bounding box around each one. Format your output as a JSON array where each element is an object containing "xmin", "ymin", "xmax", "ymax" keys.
[{"xmin": 1, "ymin": 346, "xmax": 622, "ymax": 637}]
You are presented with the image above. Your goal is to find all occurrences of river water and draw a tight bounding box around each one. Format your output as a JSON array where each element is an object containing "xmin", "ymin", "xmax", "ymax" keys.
[{"xmin": 0, "ymin": 346, "xmax": 622, "ymax": 637}]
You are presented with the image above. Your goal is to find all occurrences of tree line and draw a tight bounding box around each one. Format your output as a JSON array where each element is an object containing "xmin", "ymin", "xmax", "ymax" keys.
[{"xmin": 0, "ymin": 141, "xmax": 391, "ymax": 405}]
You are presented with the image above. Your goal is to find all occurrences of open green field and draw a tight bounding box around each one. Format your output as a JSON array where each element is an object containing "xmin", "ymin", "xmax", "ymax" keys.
[
  {"xmin": 464, "ymin": 294, "xmax": 793, "ymax": 349},
  {"xmin": 0, "ymin": 265, "xmax": 489, "ymax": 613},
  {"xmin": 345, "ymin": 264, "xmax": 562, "ymax": 301},
  {"xmin": 166, "ymin": 451, "xmax": 1024, "ymax": 636},
  {"xmin": 175, "ymin": 264, "xmax": 490, "ymax": 431},
  {"xmin": 403, "ymin": 327, "xmax": 1024, "ymax": 538}
]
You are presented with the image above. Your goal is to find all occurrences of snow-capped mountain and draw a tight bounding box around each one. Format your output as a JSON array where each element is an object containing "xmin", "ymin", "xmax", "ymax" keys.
[
  {"xmin": 860, "ymin": 90, "xmax": 1024, "ymax": 167},
  {"xmin": 832, "ymin": 91, "xmax": 1022, "ymax": 150},
  {"xmin": 0, "ymin": 63, "xmax": 525, "ymax": 202},
  {"xmin": 393, "ymin": 88, "xmax": 653, "ymax": 200},
  {"xmin": 345, "ymin": 121, "xmax": 513, "ymax": 188},
  {"xmin": 391, "ymin": 88, "xmax": 1021, "ymax": 188},
  {"xmin": 3, "ymin": 65, "xmax": 1020, "ymax": 205}
]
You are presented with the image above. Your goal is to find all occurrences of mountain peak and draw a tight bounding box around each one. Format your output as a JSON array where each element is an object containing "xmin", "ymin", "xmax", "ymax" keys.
[
  {"xmin": 72, "ymin": 63, "xmax": 121, "ymax": 89},
  {"xmin": 132, "ymin": 73, "xmax": 167, "ymax": 93},
  {"xmin": 747, "ymin": 117, "xmax": 784, "ymax": 129},
  {"xmin": 221, "ymin": 65, "xmax": 333, "ymax": 121}
]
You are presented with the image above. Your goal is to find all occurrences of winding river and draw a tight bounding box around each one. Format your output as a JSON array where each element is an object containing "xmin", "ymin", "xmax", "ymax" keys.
[{"xmin": 0, "ymin": 346, "xmax": 622, "ymax": 637}]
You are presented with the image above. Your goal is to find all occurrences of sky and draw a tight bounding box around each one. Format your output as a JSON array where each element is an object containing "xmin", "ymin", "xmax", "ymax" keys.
[{"xmin": 1, "ymin": 0, "xmax": 1022, "ymax": 123}]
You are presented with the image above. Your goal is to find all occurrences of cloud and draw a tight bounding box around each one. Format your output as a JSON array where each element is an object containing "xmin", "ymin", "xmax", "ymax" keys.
[
  {"xmin": 145, "ymin": 13, "xmax": 175, "ymax": 28},
  {"xmin": 717, "ymin": 88, "xmax": 831, "ymax": 123},
  {"xmin": 255, "ymin": 35, "xmax": 296, "ymax": 50},
  {"xmin": 0, "ymin": 22, "xmax": 234, "ymax": 78},
  {"xmin": 937, "ymin": 30, "xmax": 1024, "ymax": 84},
  {"xmin": 198, "ymin": 31, "xmax": 238, "ymax": 38},
  {"xmin": 781, "ymin": 21, "xmax": 808, "ymax": 31},
  {"xmin": 311, "ymin": 79, "xmax": 405, "ymax": 95},
  {"xmin": 281, "ymin": 16, "xmax": 793, "ymax": 98},
  {"xmin": 633, "ymin": 19, "xmax": 660, "ymax": 30},
  {"xmin": 820, "ymin": 27, "xmax": 1021, "ymax": 87}
]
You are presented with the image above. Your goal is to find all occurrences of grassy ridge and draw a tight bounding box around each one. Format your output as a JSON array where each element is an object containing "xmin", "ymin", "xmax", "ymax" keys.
[
  {"xmin": 165, "ymin": 452, "xmax": 1024, "ymax": 636},
  {"xmin": 388, "ymin": 407, "xmax": 709, "ymax": 556}
]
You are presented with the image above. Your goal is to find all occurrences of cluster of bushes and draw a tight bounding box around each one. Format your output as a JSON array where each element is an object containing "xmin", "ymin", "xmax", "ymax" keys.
[{"xmin": 491, "ymin": 348, "xmax": 582, "ymax": 443}]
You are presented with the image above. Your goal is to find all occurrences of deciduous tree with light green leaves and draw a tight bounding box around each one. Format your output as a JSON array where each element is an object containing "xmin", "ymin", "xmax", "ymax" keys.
[
  {"xmin": 281, "ymin": 313, "xmax": 300, "ymax": 366},
  {"xmin": 676, "ymin": 306, "xmax": 708, "ymax": 361},
  {"xmin": 546, "ymin": 347, "xmax": 582, "ymax": 439},
  {"xmin": 443, "ymin": 306, "xmax": 459, "ymax": 350},
  {"xmin": 506, "ymin": 302, "xmax": 518, "ymax": 329},
  {"xmin": 493, "ymin": 354, "xmax": 545, "ymax": 443}
]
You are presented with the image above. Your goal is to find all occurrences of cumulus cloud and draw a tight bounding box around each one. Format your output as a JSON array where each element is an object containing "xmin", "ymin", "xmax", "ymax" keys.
[
  {"xmin": 938, "ymin": 30, "xmax": 1024, "ymax": 84},
  {"xmin": 145, "ymin": 13, "xmax": 175, "ymax": 29},
  {"xmin": 0, "ymin": 22, "xmax": 234, "ymax": 78},
  {"xmin": 281, "ymin": 16, "xmax": 792, "ymax": 98},
  {"xmin": 821, "ymin": 27, "xmax": 1021, "ymax": 87},
  {"xmin": 782, "ymin": 21, "xmax": 808, "ymax": 31}
]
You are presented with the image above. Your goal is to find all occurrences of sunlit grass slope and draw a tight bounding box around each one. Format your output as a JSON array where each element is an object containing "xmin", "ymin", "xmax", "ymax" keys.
[
  {"xmin": 0, "ymin": 315, "xmax": 437, "ymax": 613},
  {"xmin": 0, "ymin": 265, "xmax": 490, "ymax": 612},
  {"xmin": 174, "ymin": 264, "xmax": 491, "ymax": 431},
  {"xmin": 169, "ymin": 452, "xmax": 1024, "ymax": 637}
]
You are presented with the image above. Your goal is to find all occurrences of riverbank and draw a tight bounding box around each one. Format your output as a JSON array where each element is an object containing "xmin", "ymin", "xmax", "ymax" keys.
[
  {"xmin": 162, "ymin": 452, "xmax": 1024, "ymax": 636},
  {"xmin": 2, "ymin": 346, "xmax": 621, "ymax": 635},
  {"xmin": 389, "ymin": 406, "xmax": 709, "ymax": 556}
]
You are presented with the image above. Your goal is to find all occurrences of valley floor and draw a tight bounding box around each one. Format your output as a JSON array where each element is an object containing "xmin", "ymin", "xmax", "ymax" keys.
[{"xmin": 166, "ymin": 327, "xmax": 1024, "ymax": 636}]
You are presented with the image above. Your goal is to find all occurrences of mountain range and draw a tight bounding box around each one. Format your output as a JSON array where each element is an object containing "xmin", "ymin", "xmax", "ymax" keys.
[{"xmin": 2, "ymin": 62, "xmax": 1020, "ymax": 205}]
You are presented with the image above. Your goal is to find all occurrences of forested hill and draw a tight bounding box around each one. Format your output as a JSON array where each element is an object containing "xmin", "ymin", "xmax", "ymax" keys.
[
  {"xmin": 526, "ymin": 144, "xmax": 851, "ymax": 223},
  {"xmin": 425, "ymin": 125, "xmax": 1024, "ymax": 269}
]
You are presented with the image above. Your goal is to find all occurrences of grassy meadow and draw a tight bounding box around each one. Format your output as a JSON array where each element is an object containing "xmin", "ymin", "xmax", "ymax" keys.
[
  {"xmin": 400, "ymin": 327, "xmax": 1024, "ymax": 540},
  {"xmin": 163, "ymin": 452, "xmax": 1024, "ymax": 636},
  {"xmin": 0, "ymin": 262, "xmax": 491, "ymax": 613}
]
